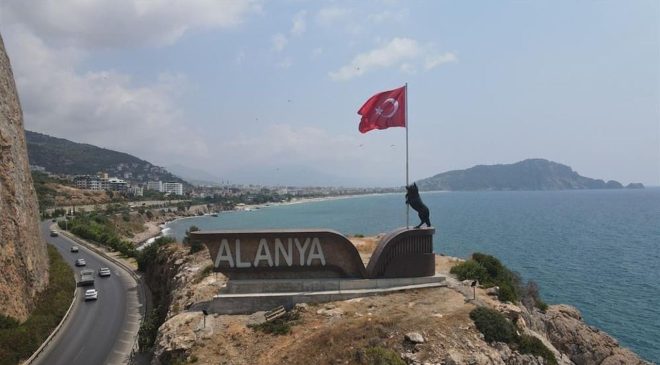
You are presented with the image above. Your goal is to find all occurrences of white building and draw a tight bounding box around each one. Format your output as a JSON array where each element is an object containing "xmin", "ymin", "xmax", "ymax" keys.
[
  {"xmin": 146, "ymin": 181, "xmax": 163, "ymax": 192},
  {"xmin": 73, "ymin": 175, "xmax": 126, "ymax": 192},
  {"xmin": 128, "ymin": 186, "xmax": 144, "ymax": 197},
  {"xmin": 163, "ymin": 182, "xmax": 183, "ymax": 195},
  {"xmin": 107, "ymin": 177, "xmax": 128, "ymax": 192}
]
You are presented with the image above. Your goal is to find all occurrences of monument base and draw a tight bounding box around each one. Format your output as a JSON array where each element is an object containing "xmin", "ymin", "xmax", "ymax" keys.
[{"xmin": 195, "ymin": 275, "xmax": 446, "ymax": 315}]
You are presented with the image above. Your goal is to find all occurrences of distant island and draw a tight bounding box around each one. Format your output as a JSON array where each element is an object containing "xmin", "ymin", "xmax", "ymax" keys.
[{"xmin": 416, "ymin": 159, "xmax": 645, "ymax": 191}]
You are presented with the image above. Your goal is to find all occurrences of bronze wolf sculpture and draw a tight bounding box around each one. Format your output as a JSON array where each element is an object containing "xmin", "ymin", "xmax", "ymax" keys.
[{"xmin": 405, "ymin": 183, "xmax": 431, "ymax": 228}]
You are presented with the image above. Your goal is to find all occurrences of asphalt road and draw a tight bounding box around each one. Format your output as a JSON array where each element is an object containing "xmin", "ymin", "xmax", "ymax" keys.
[{"xmin": 34, "ymin": 221, "xmax": 142, "ymax": 365}]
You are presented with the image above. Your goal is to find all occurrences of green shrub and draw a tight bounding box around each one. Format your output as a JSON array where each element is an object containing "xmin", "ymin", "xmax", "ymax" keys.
[
  {"xmin": 136, "ymin": 236, "xmax": 176, "ymax": 272},
  {"xmin": 249, "ymin": 311, "xmax": 300, "ymax": 335},
  {"xmin": 0, "ymin": 316, "xmax": 18, "ymax": 330},
  {"xmin": 0, "ymin": 245, "xmax": 75, "ymax": 365},
  {"xmin": 517, "ymin": 335, "xmax": 557, "ymax": 365},
  {"xmin": 450, "ymin": 253, "xmax": 521, "ymax": 302},
  {"xmin": 522, "ymin": 281, "xmax": 548, "ymax": 311},
  {"xmin": 184, "ymin": 226, "xmax": 203, "ymax": 255},
  {"xmin": 469, "ymin": 307, "xmax": 518, "ymax": 343},
  {"xmin": 138, "ymin": 309, "xmax": 159, "ymax": 351},
  {"xmin": 470, "ymin": 307, "xmax": 557, "ymax": 365},
  {"xmin": 355, "ymin": 347, "xmax": 405, "ymax": 365},
  {"xmin": 189, "ymin": 241, "xmax": 204, "ymax": 254},
  {"xmin": 450, "ymin": 260, "xmax": 489, "ymax": 283}
]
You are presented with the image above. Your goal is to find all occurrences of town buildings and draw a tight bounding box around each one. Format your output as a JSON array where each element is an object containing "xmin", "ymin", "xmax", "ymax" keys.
[{"xmin": 162, "ymin": 182, "xmax": 184, "ymax": 195}]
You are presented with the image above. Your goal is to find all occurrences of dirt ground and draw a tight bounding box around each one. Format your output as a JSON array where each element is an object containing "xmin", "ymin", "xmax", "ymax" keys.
[
  {"xmin": 159, "ymin": 243, "xmax": 497, "ymax": 365},
  {"xmin": 187, "ymin": 284, "xmax": 480, "ymax": 365}
]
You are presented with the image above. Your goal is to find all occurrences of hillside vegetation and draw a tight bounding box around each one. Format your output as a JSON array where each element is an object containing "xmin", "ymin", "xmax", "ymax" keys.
[
  {"xmin": 416, "ymin": 158, "xmax": 643, "ymax": 191},
  {"xmin": 26, "ymin": 130, "xmax": 186, "ymax": 184},
  {"xmin": 0, "ymin": 245, "xmax": 74, "ymax": 365}
]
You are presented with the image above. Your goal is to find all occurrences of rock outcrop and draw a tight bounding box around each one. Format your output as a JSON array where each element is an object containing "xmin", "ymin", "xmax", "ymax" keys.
[
  {"xmin": 521, "ymin": 304, "xmax": 650, "ymax": 365},
  {"xmin": 0, "ymin": 33, "xmax": 49, "ymax": 321},
  {"xmin": 147, "ymin": 246, "xmax": 653, "ymax": 365}
]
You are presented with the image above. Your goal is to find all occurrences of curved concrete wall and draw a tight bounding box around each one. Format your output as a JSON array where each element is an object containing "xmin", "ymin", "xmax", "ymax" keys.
[
  {"xmin": 194, "ymin": 229, "xmax": 368, "ymax": 279},
  {"xmin": 366, "ymin": 227, "xmax": 435, "ymax": 278},
  {"xmin": 194, "ymin": 227, "xmax": 435, "ymax": 280}
]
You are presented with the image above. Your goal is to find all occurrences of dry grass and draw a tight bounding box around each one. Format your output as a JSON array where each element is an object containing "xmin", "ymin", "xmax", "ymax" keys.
[{"xmin": 186, "ymin": 286, "xmax": 481, "ymax": 365}]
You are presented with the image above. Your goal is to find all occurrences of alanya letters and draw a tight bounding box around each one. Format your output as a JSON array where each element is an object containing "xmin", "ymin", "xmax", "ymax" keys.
[{"xmin": 214, "ymin": 237, "xmax": 326, "ymax": 268}]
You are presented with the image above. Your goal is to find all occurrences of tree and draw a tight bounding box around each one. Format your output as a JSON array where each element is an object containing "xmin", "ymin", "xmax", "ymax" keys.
[{"xmin": 184, "ymin": 225, "xmax": 203, "ymax": 254}]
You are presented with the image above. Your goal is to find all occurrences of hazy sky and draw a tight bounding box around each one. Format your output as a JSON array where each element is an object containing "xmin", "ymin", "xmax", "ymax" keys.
[{"xmin": 1, "ymin": 1, "xmax": 658, "ymax": 186}]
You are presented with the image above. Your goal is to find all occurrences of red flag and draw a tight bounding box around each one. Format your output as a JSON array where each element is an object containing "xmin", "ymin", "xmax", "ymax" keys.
[{"xmin": 357, "ymin": 86, "xmax": 406, "ymax": 133}]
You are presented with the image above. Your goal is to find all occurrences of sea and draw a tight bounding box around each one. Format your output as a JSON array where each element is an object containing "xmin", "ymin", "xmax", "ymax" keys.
[{"xmin": 167, "ymin": 188, "xmax": 660, "ymax": 363}]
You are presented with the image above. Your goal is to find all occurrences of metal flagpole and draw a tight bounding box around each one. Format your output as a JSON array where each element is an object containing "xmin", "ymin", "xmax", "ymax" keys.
[{"xmin": 405, "ymin": 83, "xmax": 409, "ymax": 229}]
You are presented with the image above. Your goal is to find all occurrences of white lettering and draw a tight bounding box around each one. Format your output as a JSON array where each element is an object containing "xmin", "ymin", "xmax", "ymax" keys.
[
  {"xmin": 254, "ymin": 238, "xmax": 274, "ymax": 267},
  {"xmin": 235, "ymin": 239, "xmax": 251, "ymax": 268},
  {"xmin": 275, "ymin": 238, "xmax": 293, "ymax": 266},
  {"xmin": 306, "ymin": 238, "xmax": 326, "ymax": 266},
  {"xmin": 294, "ymin": 238, "xmax": 310, "ymax": 265},
  {"xmin": 215, "ymin": 239, "xmax": 234, "ymax": 268}
]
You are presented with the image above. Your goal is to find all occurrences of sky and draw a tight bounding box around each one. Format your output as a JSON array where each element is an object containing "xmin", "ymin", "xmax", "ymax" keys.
[{"xmin": 1, "ymin": 0, "xmax": 658, "ymax": 187}]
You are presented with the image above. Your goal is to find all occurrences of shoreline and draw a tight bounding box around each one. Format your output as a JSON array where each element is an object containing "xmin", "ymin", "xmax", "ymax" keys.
[{"xmin": 137, "ymin": 193, "xmax": 389, "ymax": 248}]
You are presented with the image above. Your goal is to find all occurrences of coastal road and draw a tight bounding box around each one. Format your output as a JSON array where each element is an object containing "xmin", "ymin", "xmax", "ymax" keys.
[{"xmin": 33, "ymin": 221, "xmax": 143, "ymax": 365}]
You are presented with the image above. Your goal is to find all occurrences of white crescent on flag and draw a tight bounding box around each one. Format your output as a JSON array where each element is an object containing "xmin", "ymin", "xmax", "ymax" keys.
[{"xmin": 381, "ymin": 98, "xmax": 399, "ymax": 118}]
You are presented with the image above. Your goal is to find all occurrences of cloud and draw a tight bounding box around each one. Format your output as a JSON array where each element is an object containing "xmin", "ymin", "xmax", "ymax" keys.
[
  {"xmin": 424, "ymin": 53, "xmax": 458, "ymax": 70},
  {"xmin": 316, "ymin": 7, "xmax": 353, "ymax": 26},
  {"xmin": 290, "ymin": 10, "xmax": 307, "ymax": 36},
  {"xmin": 271, "ymin": 33, "xmax": 288, "ymax": 52},
  {"xmin": 0, "ymin": 0, "xmax": 260, "ymax": 48},
  {"xmin": 276, "ymin": 57, "xmax": 293, "ymax": 69},
  {"xmin": 222, "ymin": 124, "xmax": 403, "ymax": 185},
  {"xmin": 3, "ymin": 30, "xmax": 208, "ymax": 166},
  {"xmin": 367, "ymin": 9, "xmax": 409, "ymax": 24},
  {"xmin": 329, "ymin": 37, "xmax": 457, "ymax": 81}
]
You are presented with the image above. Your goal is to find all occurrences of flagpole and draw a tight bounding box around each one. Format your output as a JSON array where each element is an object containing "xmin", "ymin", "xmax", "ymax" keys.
[{"xmin": 405, "ymin": 82, "xmax": 409, "ymax": 229}]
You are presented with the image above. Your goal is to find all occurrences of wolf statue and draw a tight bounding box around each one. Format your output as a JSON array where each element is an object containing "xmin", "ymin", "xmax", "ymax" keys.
[{"xmin": 405, "ymin": 183, "xmax": 431, "ymax": 229}]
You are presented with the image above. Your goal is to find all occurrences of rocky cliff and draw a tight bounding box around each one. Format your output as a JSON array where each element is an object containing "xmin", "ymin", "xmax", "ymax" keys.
[
  {"xmin": 146, "ymin": 239, "xmax": 651, "ymax": 365},
  {"xmin": 0, "ymin": 34, "xmax": 49, "ymax": 321}
]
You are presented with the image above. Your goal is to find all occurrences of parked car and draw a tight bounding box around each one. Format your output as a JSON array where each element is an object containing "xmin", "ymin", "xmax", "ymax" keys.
[
  {"xmin": 50, "ymin": 230, "xmax": 59, "ymax": 237},
  {"xmin": 84, "ymin": 289, "xmax": 98, "ymax": 301},
  {"xmin": 70, "ymin": 246, "xmax": 79, "ymax": 253},
  {"xmin": 98, "ymin": 267, "xmax": 111, "ymax": 277},
  {"xmin": 75, "ymin": 258, "xmax": 86, "ymax": 266}
]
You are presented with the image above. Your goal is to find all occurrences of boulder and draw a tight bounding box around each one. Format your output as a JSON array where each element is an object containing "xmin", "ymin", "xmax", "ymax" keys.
[
  {"xmin": 485, "ymin": 286, "xmax": 500, "ymax": 296},
  {"xmin": 405, "ymin": 332, "xmax": 425, "ymax": 344},
  {"xmin": 540, "ymin": 305, "xmax": 652, "ymax": 365}
]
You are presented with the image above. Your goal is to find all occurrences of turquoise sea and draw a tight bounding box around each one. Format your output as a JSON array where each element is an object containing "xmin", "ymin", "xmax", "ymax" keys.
[{"xmin": 168, "ymin": 189, "xmax": 660, "ymax": 362}]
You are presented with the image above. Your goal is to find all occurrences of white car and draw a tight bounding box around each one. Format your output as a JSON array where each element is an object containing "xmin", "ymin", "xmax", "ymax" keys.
[
  {"xmin": 75, "ymin": 258, "xmax": 86, "ymax": 266},
  {"xmin": 98, "ymin": 267, "xmax": 111, "ymax": 277},
  {"xmin": 70, "ymin": 246, "xmax": 79, "ymax": 253},
  {"xmin": 84, "ymin": 289, "xmax": 98, "ymax": 301}
]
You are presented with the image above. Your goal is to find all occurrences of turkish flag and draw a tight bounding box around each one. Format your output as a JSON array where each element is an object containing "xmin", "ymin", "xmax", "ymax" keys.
[{"xmin": 358, "ymin": 86, "xmax": 406, "ymax": 133}]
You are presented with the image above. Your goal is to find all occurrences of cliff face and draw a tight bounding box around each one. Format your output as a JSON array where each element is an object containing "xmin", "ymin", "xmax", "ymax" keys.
[{"xmin": 0, "ymin": 34, "xmax": 49, "ymax": 321}]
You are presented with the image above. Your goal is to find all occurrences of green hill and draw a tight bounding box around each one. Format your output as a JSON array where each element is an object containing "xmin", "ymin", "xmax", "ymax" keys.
[
  {"xmin": 416, "ymin": 159, "xmax": 642, "ymax": 191},
  {"xmin": 25, "ymin": 130, "xmax": 186, "ymax": 184}
]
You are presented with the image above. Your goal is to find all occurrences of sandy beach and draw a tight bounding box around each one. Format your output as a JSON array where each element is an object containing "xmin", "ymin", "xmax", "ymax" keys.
[{"xmin": 133, "ymin": 193, "xmax": 396, "ymax": 246}]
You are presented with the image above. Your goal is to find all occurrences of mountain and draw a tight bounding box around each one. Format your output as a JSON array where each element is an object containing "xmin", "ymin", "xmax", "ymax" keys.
[
  {"xmin": 166, "ymin": 164, "xmax": 222, "ymax": 186},
  {"xmin": 416, "ymin": 159, "xmax": 643, "ymax": 191},
  {"xmin": 25, "ymin": 130, "xmax": 187, "ymax": 184}
]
